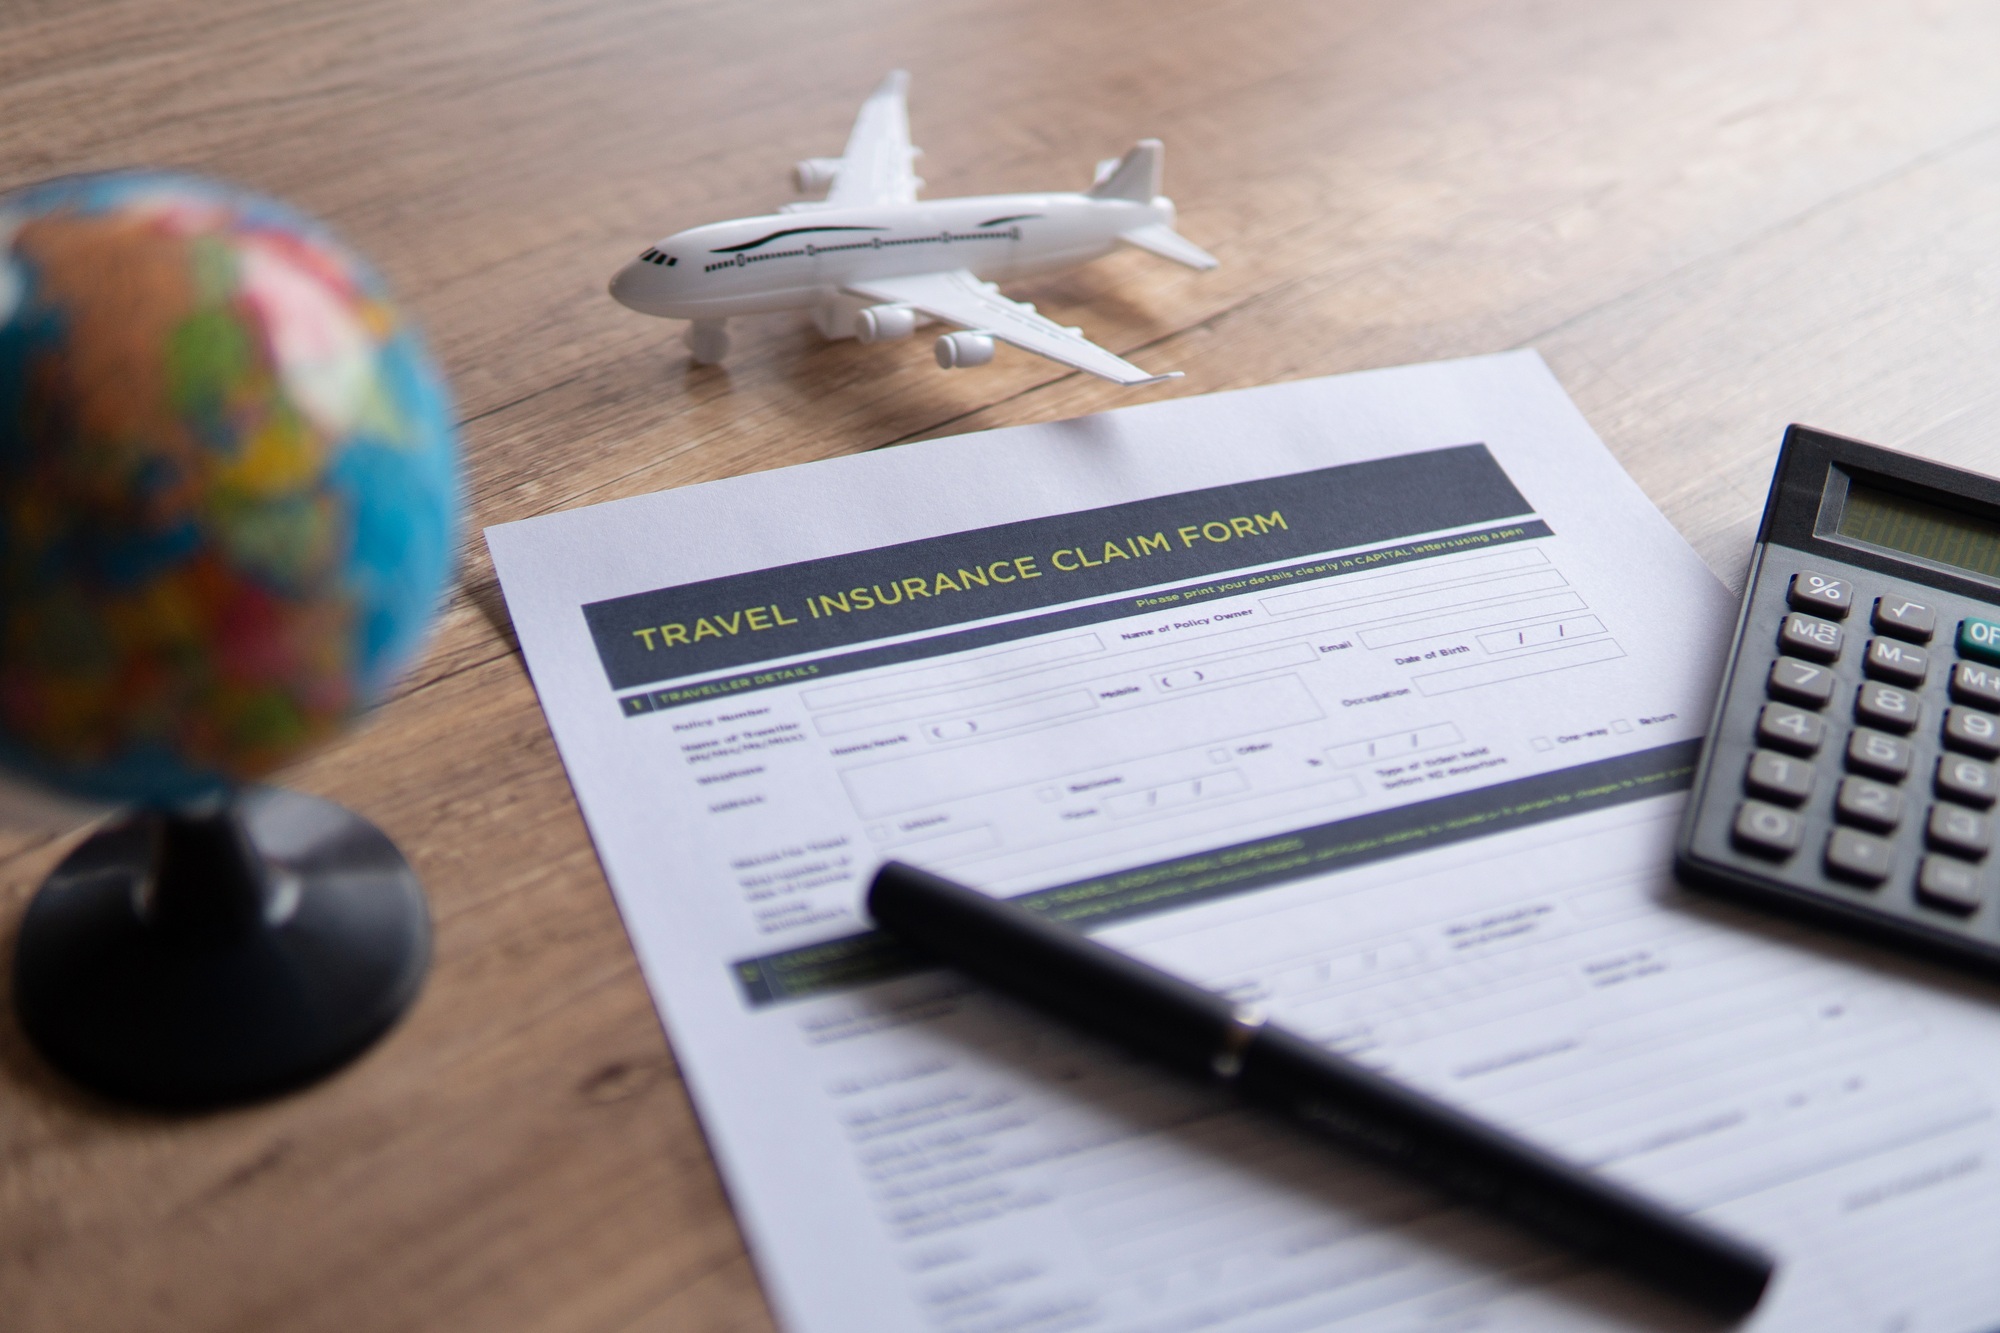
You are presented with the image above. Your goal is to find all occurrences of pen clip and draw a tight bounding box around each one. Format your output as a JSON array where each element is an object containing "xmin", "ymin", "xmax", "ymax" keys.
[{"xmin": 1210, "ymin": 1004, "xmax": 1267, "ymax": 1080}]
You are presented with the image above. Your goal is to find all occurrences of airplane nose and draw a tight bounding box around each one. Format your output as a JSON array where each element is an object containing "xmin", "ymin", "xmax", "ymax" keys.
[{"xmin": 609, "ymin": 259, "xmax": 654, "ymax": 312}]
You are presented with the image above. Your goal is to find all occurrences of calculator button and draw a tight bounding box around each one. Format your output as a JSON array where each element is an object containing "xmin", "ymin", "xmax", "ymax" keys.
[
  {"xmin": 1826, "ymin": 828, "xmax": 1893, "ymax": 885},
  {"xmin": 1957, "ymin": 617, "xmax": 2000, "ymax": 664},
  {"xmin": 1788, "ymin": 572, "xmax": 1852, "ymax": 618},
  {"xmin": 1846, "ymin": 728, "xmax": 1912, "ymax": 780},
  {"xmin": 1928, "ymin": 804, "xmax": 1991, "ymax": 859},
  {"xmin": 1937, "ymin": 754, "xmax": 2000, "ymax": 808},
  {"xmin": 1873, "ymin": 595, "xmax": 1937, "ymax": 642},
  {"xmin": 1758, "ymin": 702, "xmax": 1825, "ymax": 755},
  {"xmin": 1855, "ymin": 682, "xmax": 1920, "ymax": 734},
  {"xmin": 1864, "ymin": 638, "xmax": 1928, "ymax": 686},
  {"xmin": 1745, "ymin": 750, "xmax": 1815, "ymax": 804},
  {"xmin": 1734, "ymin": 801, "xmax": 1804, "ymax": 858},
  {"xmin": 1779, "ymin": 613, "xmax": 1844, "ymax": 663},
  {"xmin": 1943, "ymin": 706, "xmax": 2000, "ymax": 758},
  {"xmin": 1767, "ymin": 657, "xmax": 1835, "ymax": 707},
  {"xmin": 1835, "ymin": 776, "xmax": 1902, "ymax": 831},
  {"xmin": 1950, "ymin": 661, "xmax": 2000, "ymax": 709},
  {"xmin": 1917, "ymin": 855, "xmax": 1985, "ymax": 916}
]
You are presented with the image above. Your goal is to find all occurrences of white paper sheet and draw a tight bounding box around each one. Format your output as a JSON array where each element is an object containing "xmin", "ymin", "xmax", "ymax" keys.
[{"xmin": 488, "ymin": 352, "xmax": 2000, "ymax": 1333}]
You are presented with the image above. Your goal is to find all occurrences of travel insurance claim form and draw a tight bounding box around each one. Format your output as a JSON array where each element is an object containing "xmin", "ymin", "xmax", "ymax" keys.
[{"xmin": 488, "ymin": 353, "xmax": 2000, "ymax": 1333}]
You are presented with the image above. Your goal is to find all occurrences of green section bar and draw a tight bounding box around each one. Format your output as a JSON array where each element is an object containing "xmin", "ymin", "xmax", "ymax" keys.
[{"xmin": 732, "ymin": 739, "xmax": 1700, "ymax": 1006}]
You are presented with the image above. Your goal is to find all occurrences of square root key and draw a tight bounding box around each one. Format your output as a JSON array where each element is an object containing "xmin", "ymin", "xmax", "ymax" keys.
[{"xmin": 1874, "ymin": 595, "xmax": 1936, "ymax": 641}]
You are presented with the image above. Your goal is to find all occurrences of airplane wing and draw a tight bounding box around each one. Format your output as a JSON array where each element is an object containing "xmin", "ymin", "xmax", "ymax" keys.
[
  {"xmin": 827, "ymin": 70, "xmax": 922, "ymax": 207},
  {"xmin": 843, "ymin": 270, "xmax": 1180, "ymax": 386}
]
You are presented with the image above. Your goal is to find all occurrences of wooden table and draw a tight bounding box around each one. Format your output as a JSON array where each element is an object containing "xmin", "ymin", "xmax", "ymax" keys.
[{"xmin": 6, "ymin": 2, "xmax": 2000, "ymax": 1329}]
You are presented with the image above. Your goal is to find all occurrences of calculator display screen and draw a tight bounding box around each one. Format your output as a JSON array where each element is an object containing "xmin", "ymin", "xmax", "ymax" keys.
[{"xmin": 1836, "ymin": 478, "xmax": 2000, "ymax": 580}]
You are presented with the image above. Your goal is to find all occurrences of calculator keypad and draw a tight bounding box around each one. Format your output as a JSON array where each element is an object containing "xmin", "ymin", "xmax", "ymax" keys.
[
  {"xmin": 1927, "ymin": 804, "xmax": 1990, "ymax": 858},
  {"xmin": 1779, "ymin": 613, "xmax": 1843, "ymax": 662},
  {"xmin": 1746, "ymin": 750, "xmax": 1814, "ymax": 803},
  {"xmin": 1936, "ymin": 754, "xmax": 1998, "ymax": 808},
  {"xmin": 1834, "ymin": 775, "xmax": 1901, "ymax": 831},
  {"xmin": 1694, "ymin": 547, "xmax": 2000, "ymax": 946},
  {"xmin": 1873, "ymin": 595, "xmax": 1937, "ymax": 641},
  {"xmin": 1863, "ymin": 638, "xmax": 1927, "ymax": 686},
  {"xmin": 1767, "ymin": 657, "xmax": 1834, "ymax": 706},
  {"xmin": 1855, "ymin": 682, "xmax": 1920, "ymax": 733}
]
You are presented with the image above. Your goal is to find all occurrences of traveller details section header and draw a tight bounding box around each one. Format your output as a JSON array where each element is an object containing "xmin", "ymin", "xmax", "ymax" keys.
[{"xmin": 583, "ymin": 443, "xmax": 1531, "ymax": 690}]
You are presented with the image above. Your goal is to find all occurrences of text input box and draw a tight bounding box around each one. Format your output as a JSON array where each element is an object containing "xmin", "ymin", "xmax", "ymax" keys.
[
  {"xmin": 840, "ymin": 675, "xmax": 1326, "ymax": 819},
  {"xmin": 800, "ymin": 633, "xmax": 1105, "ymax": 711},
  {"xmin": 1480, "ymin": 615, "xmax": 1606, "ymax": 655},
  {"xmin": 1356, "ymin": 590, "xmax": 1587, "ymax": 650},
  {"xmin": 1413, "ymin": 639, "xmax": 1625, "ymax": 696},
  {"xmin": 919, "ymin": 690, "xmax": 1096, "ymax": 743},
  {"xmin": 1153, "ymin": 642, "xmax": 1315, "ymax": 690},
  {"xmin": 1260, "ymin": 546, "xmax": 1550, "ymax": 618}
]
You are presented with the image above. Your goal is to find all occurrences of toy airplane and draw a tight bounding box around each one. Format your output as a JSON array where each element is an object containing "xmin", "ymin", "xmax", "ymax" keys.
[{"xmin": 609, "ymin": 71, "xmax": 1217, "ymax": 386}]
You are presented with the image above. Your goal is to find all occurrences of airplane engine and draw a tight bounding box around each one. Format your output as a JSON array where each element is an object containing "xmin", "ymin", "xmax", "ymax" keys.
[
  {"xmin": 934, "ymin": 332, "xmax": 995, "ymax": 369},
  {"xmin": 856, "ymin": 305, "xmax": 917, "ymax": 344},
  {"xmin": 793, "ymin": 157, "xmax": 842, "ymax": 192}
]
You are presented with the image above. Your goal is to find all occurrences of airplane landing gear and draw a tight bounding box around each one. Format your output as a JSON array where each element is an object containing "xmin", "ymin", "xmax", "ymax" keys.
[{"xmin": 685, "ymin": 319, "xmax": 730, "ymax": 365}]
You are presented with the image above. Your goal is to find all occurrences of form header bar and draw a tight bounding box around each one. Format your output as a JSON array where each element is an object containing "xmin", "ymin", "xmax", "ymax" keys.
[{"xmin": 583, "ymin": 444, "xmax": 1532, "ymax": 690}]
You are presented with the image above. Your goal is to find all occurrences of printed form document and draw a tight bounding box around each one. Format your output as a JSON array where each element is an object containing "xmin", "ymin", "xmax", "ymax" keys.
[{"xmin": 488, "ymin": 353, "xmax": 2000, "ymax": 1333}]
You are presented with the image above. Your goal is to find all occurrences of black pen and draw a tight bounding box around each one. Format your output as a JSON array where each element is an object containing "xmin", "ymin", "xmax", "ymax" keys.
[{"xmin": 867, "ymin": 861, "xmax": 1775, "ymax": 1320}]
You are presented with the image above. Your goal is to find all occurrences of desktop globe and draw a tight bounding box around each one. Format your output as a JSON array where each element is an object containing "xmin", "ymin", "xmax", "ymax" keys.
[{"xmin": 0, "ymin": 170, "xmax": 461, "ymax": 1107}]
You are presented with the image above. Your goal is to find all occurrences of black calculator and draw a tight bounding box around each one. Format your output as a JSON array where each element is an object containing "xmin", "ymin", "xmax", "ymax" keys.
[{"xmin": 1678, "ymin": 426, "xmax": 2000, "ymax": 975}]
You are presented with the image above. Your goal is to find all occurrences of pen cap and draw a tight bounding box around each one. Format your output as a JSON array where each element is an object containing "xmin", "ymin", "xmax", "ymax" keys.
[{"xmin": 867, "ymin": 861, "xmax": 1243, "ymax": 1080}]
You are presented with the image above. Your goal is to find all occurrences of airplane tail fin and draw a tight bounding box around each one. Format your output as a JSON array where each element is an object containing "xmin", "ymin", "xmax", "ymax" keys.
[
  {"xmin": 1119, "ymin": 223, "xmax": 1219, "ymax": 270},
  {"xmin": 1087, "ymin": 139, "xmax": 1164, "ymax": 202}
]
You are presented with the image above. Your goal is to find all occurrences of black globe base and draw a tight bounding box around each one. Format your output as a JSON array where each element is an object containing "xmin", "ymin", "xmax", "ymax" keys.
[{"xmin": 12, "ymin": 786, "xmax": 430, "ymax": 1110}]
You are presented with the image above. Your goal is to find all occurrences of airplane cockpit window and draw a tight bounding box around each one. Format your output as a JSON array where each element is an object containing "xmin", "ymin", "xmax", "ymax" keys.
[{"xmin": 637, "ymin": 248, "xmax": 677, "ymax": 266}]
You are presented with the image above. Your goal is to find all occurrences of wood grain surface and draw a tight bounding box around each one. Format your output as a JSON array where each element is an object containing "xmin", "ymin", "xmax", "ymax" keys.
[{"xmin": 5, "ymin": 2, "xmax": 2000, "ymax": 1329}]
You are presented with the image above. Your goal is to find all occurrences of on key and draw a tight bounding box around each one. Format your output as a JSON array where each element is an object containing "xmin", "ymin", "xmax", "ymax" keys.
[{"xmin": 1789, "ymin": 571, "xmax": 1852, "ymax": 618}]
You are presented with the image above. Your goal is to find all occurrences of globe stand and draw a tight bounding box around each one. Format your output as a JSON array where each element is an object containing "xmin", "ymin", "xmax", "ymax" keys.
[{"xmin": 12, "ymin": 786, "xmax": 429, "ymax": 1109}]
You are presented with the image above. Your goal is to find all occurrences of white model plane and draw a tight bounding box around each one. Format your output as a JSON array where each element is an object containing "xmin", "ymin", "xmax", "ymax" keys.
[{"xmin": 609, "ymin": 71, "xmax": 1217, "ymax": 386}]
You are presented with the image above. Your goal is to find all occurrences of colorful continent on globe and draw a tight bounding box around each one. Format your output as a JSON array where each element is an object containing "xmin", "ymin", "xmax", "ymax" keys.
[{"xmin": 0, "ymin": 172, "xmax": 459, "ymax": 803}]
